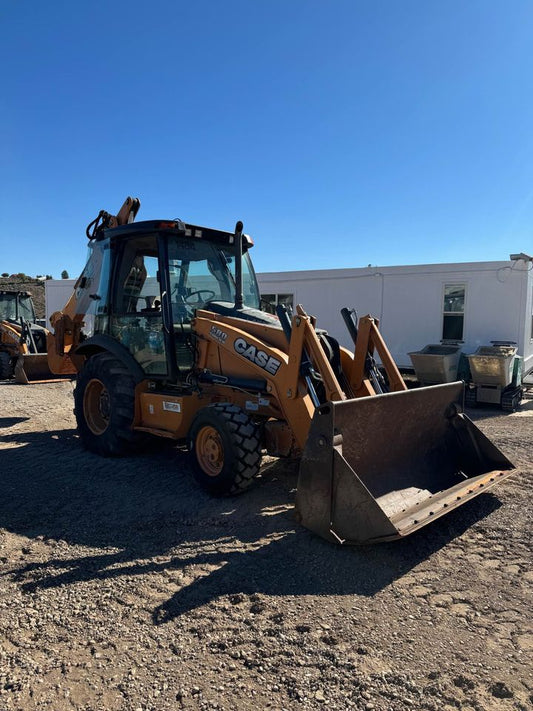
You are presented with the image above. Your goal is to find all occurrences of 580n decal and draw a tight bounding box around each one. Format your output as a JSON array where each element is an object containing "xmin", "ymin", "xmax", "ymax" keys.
[
  {"xmin": 234, "ymin": 337, "xmax": 281, "ymax": 375},
  {"xmin": 209, "ymin": 325, "xmax": 228, "ymax": 343}
]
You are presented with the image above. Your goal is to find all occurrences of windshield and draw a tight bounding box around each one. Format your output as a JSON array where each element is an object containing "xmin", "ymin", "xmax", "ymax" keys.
[
  {"xmin": 167, "ymin": 236, "xmax": 260, "ymax": 320},
  {"xmin": 0, "ymin": 294, "xmax": 35, "ymax": 322}
]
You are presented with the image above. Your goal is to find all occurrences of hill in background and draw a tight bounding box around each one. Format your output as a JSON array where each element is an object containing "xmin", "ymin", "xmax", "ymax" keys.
[{"xmin": 0, "ymin": 277, "xmax": 46, "ymax": 319}]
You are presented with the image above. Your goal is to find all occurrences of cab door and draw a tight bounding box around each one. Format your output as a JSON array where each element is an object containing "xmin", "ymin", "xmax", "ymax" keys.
[{"xmin": 109, "ymin": 235, "xmax": 169, "ymax": 376}]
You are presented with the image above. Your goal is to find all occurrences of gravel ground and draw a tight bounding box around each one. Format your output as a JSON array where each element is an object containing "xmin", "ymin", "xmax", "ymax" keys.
[{"xmin": 0, "ymin": 380, "xmax": 531, "ymax": 711}]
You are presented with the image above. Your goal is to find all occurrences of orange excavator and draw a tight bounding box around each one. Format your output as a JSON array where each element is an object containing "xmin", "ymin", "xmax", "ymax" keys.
[{"xmin": 47, "ymin": 197, "xmax": 515, "ymax": 544}]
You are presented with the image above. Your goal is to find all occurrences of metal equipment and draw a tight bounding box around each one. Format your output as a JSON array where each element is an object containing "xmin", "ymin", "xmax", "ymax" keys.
[
  {"xmin": 466, "ymin": 342, "xmax": 523, "ymax": 412},
  {"xmin": 408, "ymin": 343, "xmax": 462, "ymax": 385},
  {"xmin": 47, "ymin": 198, "xmax": 515, "ymax": 544}
]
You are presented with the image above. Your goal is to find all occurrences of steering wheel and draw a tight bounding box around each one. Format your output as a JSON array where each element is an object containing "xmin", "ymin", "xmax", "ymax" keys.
[{"xmin": 184, "ymin": 290, "xmax": 216, "ymax": 304}]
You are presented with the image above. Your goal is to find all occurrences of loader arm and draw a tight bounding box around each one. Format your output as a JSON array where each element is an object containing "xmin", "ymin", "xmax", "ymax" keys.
[{"xmin": 347, "ymin": 314, "xmax": 407, "ymax": 397}]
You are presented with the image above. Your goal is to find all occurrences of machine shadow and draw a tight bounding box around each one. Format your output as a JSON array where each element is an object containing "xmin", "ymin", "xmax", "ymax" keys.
[
  {"xmin": 1, "ymin": 427, "xmax": 502, "ymax": 622},
  {"xmin": 0, "ymin": 417, "xmax": 30, "ymax": 428},
  {"xmin": 150, "ymin": 493, "xmax": 501, "ymax": 623}
]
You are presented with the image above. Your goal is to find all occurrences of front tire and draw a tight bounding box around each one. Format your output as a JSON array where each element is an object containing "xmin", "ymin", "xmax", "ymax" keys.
[
  {"xmin": 189, "ymin": 403, "xmax": 262, "ymax": 496},
  {"xmin": 74, "ymin": 352, "xmax": 143, "ymax": 456}
]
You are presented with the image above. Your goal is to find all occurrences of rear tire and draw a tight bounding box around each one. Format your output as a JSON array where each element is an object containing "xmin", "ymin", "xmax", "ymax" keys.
[
  {"xmin": 74, "ymin": 352, "xmax": 143, "ymax": 456},
  {"xmin": 189, "ymin": 403, "xmax": 262, "ymax": 496},
  {"xmin": 0, "ymin": 352, "xmax": 14, "ymax": 379}
]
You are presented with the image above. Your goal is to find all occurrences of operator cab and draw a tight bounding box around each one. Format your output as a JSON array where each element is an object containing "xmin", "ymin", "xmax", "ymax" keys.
[
  {"xmin": 0, "ymin": 290, "xmax": 37, "ymax": 324},
  {"xmin": 81, "ymin": 220, "xmax": 270, "ymax": 380}
]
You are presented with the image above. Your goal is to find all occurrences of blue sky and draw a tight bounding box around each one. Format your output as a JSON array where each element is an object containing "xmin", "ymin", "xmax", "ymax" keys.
[{"xmin": 1, "ymin": 0, "xmax": 532, "ymax": 279}]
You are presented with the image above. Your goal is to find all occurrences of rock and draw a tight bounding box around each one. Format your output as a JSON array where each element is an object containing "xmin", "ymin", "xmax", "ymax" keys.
[
  {"xmin": 516, "ymin": 634, "xmax": 533, "ymax": 651},
  {"xmin": 428, "ymin": 594, "xmax": 453, "ymax": 607},
  {"xmin": 453, "ymin": 675, "xmax": 475, "ymax": 690},
  {"xmin": 489, "ymin": 681, "xmax": 513, "ymax": 699}
]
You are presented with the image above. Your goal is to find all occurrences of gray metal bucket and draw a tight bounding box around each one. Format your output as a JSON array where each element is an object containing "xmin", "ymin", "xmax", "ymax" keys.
[
  {"xmin": 14, "ymin": 354, "xmax": 54, "ymax": 384},
  {"xmin": 295, "ymin": 382, "xmax": 515, "ymax": 544}
]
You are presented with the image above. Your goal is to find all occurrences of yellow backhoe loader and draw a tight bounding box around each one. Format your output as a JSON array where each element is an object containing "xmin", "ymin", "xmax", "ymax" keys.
[
  {"xmin": 0, "ymin": 289, "xmax": 72, "ymax": 383},
  {"xmin": 47, "ymin": 198, "xmax": 515, "ymax": 544}
]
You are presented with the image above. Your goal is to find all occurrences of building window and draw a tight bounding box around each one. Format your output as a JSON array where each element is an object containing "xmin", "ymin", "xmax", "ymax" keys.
[
  {"xmin": 261, "ymin": 293, "xmax": 294, "ymax": 315},
  {"xmin": 442, "ymin": 284, "xmax": 465, "ymax": 341}
]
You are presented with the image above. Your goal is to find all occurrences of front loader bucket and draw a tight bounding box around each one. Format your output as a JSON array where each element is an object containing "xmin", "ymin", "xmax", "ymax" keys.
[
  {"xmin": 14, "ymin": 354, "xmax": 54, "ymax": 384},
  {"xmin": 295, "ymin": 382, "xmax": 515, "ymax": 544}
]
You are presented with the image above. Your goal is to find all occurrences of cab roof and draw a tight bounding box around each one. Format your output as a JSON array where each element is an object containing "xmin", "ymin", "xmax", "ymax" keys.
[
  {"xmin": 99, "ymin": 219, "xmax": 254, "ymax": 248},
  {"xmin": 0, "ymin": 290, "xmax": 32, "ymax": 298}
]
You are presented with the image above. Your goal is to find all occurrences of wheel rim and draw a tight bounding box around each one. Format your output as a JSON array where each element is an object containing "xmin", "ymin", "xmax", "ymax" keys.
[
  {"xmin": 196, "ymin": 425, "xmax": 224, "ymax": 476},
  {"xmin": 83, "ymin": 378, "xmax": 111, "ymax": 435}
]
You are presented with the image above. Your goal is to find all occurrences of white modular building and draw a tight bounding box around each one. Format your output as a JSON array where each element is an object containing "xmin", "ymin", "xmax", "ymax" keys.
[
  {"xmin": 258, "ymin": 257, "xmax": 533, "ymax": 374},
  {"xmin": 46, "ymin": 256, "xmax": 533, "ymax": 375}
]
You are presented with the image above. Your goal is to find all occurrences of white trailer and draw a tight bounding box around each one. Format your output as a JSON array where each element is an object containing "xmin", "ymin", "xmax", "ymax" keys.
[{"xmin": 258, "ymin": 257, "xmax": 533, "ymax": 375}]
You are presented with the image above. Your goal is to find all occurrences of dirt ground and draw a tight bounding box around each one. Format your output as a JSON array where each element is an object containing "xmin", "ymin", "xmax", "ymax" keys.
[{"xmin": 0, "ymin": 380, "xmax": 531, "ymax": 711}]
